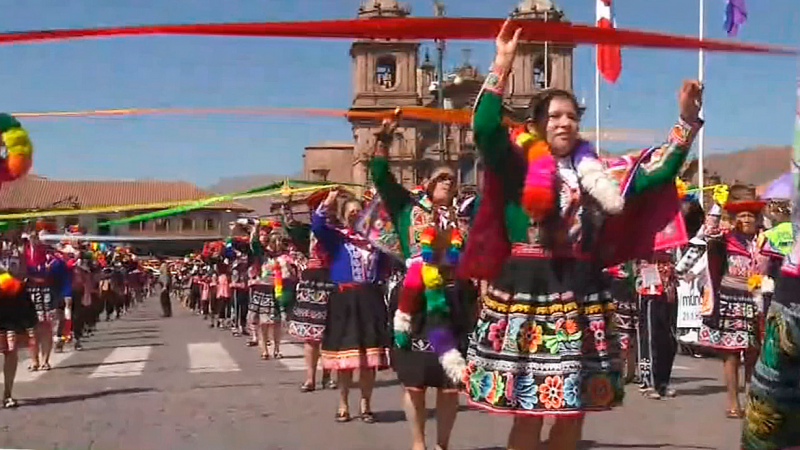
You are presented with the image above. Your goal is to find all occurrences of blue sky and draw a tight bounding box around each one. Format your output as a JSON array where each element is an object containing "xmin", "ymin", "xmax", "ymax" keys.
[{"xmin": 0, "ymin": 0, "xmax": 797, "ymax": 186}]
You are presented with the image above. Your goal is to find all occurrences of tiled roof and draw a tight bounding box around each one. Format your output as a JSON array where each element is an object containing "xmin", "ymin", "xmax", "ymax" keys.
[{"xmin": 0, "ymin": 176, "xmax": 251, "ymax": 212}]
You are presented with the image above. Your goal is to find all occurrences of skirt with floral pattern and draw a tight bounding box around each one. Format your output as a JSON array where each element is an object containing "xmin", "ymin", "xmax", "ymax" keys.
[
  {"xmin": 464, "ymin": 254, "xmax": 625, "ymax": 417},
  {"xmin": 742, "ymin": 276, "xmax": 800, "ymax": 450},
  {"xmin": 698, "ymin": 277, "xmax": 759, "ymax": 352}
]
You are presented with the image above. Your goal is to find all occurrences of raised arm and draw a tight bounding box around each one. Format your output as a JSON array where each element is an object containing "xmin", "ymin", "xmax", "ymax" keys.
[
  {"xmin": 310, "ymin": 191, "xmax": 342, "ymax": 257},
  {"xmin": 628, "ymin": 80, "xmax": 704, "ymax": 196},
  {"xmin": 473, "ymin": 20, "xmax": 521, "ymax": 174},
  {"xmin": 369, "ymin": 117, "xmax": 412, "ymax": 221}
]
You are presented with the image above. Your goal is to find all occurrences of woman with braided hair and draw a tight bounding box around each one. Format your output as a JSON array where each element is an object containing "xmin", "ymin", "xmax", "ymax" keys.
[{"xmin": 458, "ymin": 20, "xmax": 703, "ymax": 450}]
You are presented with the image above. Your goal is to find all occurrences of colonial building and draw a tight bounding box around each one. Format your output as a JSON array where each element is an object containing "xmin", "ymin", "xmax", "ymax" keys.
[
  {"xmin": 0, "ymin": 175, "xmax": 251, "ymax": 238},
  {"xmin": 302, "ymin": 0, "xmax": 574, "ymax": 191}
]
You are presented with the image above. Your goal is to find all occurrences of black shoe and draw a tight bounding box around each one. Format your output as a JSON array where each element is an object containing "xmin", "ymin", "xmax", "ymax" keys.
[{"xmin": 74, "ymin": 341, "xmax": 83, "ymax": 351}]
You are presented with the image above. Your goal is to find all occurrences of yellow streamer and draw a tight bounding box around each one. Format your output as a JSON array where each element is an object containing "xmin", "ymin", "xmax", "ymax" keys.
[{"xmin": 0, "ymin": 184, "xmax": 354, "ymax": 221}]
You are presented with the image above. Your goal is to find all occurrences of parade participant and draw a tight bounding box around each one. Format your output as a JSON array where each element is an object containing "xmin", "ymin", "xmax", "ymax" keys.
[
  {"xmin": 249, "ymin": 221, "xmax": 299, "ymax": 360},
  {"xmin": 698, "ymin": 184, "xmax": 767, "ymax": 418},
  {"xmin": 636, "ymin": 251, "xmax": 678, "ymax": 400},
  {"xmin": 23, "ymin": 227, "xmax": 57, "ymax": 371},
  {"xmin": 0, "ymin": 271, "xmax": 36, "ymax": 408},
  {"xmin": 607, "ymin": 262, "xmax": 638, "ymax": 384},
  {"xmin": 231, "ymin": 254, "xmax": 250, "ymax": 337},
  {"xmin": 459, "ymin": 20, "xmax": 703, "ymax": 450},
  {"xmin": 370, "ymin": 118, "xmax": 476, "ymax": 450},
  {"xmin": 158, "ymin": 258, "xmax": 172, "ymax": 318},
  {"xmin": 314, "ymin": 190, "xmax": 389, "ymax": 423},
  {"xmin": 213, "ymin": 262, "xmax": 231, "ymax": 329},
  {"xmin": 741, "ymin": 237, "xmax": 800, "ymax": 449},
  {"xmin": 288, "ymin": 193, "xmax": 336, "ymax": 392}
]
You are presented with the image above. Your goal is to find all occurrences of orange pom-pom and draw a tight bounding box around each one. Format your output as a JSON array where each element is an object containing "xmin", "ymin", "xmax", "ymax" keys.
[
  {"xmin": 6, "ymin": 153, "xmax": 31, "ymax": 179},
  {"xmin": 0, "ymin": 273, "xmax": 22, "ymax": 297}
]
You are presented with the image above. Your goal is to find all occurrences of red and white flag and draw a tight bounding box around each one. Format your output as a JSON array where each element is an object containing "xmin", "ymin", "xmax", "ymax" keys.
[{"xmin": 596, "ymin": 0, "xmax": 622, "ymax": 83}]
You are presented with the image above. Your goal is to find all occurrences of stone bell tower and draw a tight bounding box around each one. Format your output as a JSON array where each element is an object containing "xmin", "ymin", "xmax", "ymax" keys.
[
  {"xmin": 349, "ymin": 0, "xmax": 422, "ymax": 189},
  {"xmin": 507, "ymin": 0, "xmax": 575, "ymax": 114}
]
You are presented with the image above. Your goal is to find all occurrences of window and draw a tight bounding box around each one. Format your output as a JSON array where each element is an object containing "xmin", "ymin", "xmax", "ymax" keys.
[
  {"xmin": 205, "ymin": 218, "xmax": 217, "ymax": 232},
  {"xmin": 310, "ymin": 169, "xmax": 329, "ymax": 182},
  {"xmin": 129, "ymin": 221, "xmax": 140, "ymax": 232},
  {"xmin": 460, "ymin": 157, "xmax": 476, "ymax": 186},
  {"xmin": 376, "ymin": 55, "xmax": 397, "ymax": 90},
  {"xmin": 155, "ymin": 219, "xmax": 169, "ymax": 232},
  {"xmin": 533, "ymin": 54, "xmax": 550, "ymax": 89},
  {"xmin": 181, "ymin": 218, "xmax": 194, "ymax": 232}
]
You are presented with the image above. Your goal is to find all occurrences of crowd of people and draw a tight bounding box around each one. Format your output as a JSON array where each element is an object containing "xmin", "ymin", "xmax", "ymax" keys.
[
  {"xmin": 0, "ymin": 20, "xmax": 796, "ymax": 450},
  {"xmin": 0, "ymin": 225, "xmax": 157, "ymax": 408}
]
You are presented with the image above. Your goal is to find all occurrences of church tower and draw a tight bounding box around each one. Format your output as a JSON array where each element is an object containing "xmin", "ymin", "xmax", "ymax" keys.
[
  {"xmin": 507, "ymin": 0, "xmax": 574, "ymax": 114},
  {"xmin": 348, "ymin": 0, "xmax": 422, "ymax": 189}
]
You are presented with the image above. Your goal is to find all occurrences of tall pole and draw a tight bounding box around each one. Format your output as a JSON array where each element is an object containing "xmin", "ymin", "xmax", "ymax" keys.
[
  {"xmin": 595, "ymin": 52, "xmax": 601, "ymax": 154},
  {"xmin": 697, "ymin": 0, "xmax": 705, "ymax": 208},
  {"xmin": 544, "ymin": 9, "xmax": 549, "ymax": 89},
  {"xmin": 434, "ymin": 1, "xmax": 446, "ymax": 162}
]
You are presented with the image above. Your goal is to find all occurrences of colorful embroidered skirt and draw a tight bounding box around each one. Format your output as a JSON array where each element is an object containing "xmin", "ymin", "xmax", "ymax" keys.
[
  {"xmin": 742, "ymin": 279, "xmax": 800, "ymax": 450},
  {"xmin": 321, "ymin": 282, "xmax": 390, "ymax": 370},
  {"xmin": 390, "ymin": 279, "xmax": 478, "ymax": 389},
  {"xmin": 248, "ymin": 284, "xmax": 280, "ymax": 325},
  {"xmin": 288, "ymin": 268, "xmax": 335, "ymax": 343},
  {"xmin": 464, "ymin": 255, "xmax": 625, "ymax": 417},
  {"xmin": 698, "ymin": 278, "xmax": 759, "ymax": 352}
]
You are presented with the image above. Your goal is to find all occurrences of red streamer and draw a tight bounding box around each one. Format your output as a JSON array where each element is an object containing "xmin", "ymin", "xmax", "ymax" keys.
[{"xmin": 0, "ymin": 18, "xmax": 793, "ymax": 55}]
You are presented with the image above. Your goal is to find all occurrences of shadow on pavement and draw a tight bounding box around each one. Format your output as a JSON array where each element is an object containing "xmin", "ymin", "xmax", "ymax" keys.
[
  {"xmin": 372, "ymin": 405, "xmax": 471, "ymax": 423},
  {"xmin": 668, "ymin": 376, "xmax": 716, "ymax": 385},
  {"xmin": 373, "ymin": 378, "xmax": 401, "ymax": 388},
  {"xmin": 675, "ymin": 385, "xmax": 727, "ymax": 396},
  {"xmin": 55, "ymin": 359, "xmax": 150, "ymax": 370},
  {"xmin": 191, "ymin": 382, "xmax": 265, "ymax": 390},
  {"xmin": 20, "ymin": 387, "xmax": 157, "ymax": 407}
]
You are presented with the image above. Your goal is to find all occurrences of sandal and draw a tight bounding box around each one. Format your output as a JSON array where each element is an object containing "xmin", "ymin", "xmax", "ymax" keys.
[
  {"xmin": 645, "ymin": 391, "xmax": 662, "ymax": 400},
  {"xmin": 726, "ymin": 408, "xmax": 744, "ymax": 419},
  {"xmin": 40, "ymin": 362, "xmax": 51, "ymax": 371},
  {"xmin": 273, "ymin": 352, "xmax": 283, "ymax": 359},
  {"xmin": 300, "ymin": 381, "xmax": 315, "ymax": 393},
  {"xmin": 260, "ymin": 352, "xmax": 270, "ymax": 360},
  {"xmin": 246, "ymin": 341, "xmax": 258, "ymax": 347},
  {"xmin": 360, "ymin": 409, "xmax": 375, "ymax": 424},
  {"xmin": 326, "ymin": 380, "xmax": 338, "ymax": 390},
  {"xmin": 3, "ymin": 397, "xmax": 18, "ymax": 409},
  {"xmin": 335, "ymin": 410, "xmax": 350, "ymax": 423},
  {"xmin": 27, "ymin": 363, "xmax": 39, "ymax": 372}
]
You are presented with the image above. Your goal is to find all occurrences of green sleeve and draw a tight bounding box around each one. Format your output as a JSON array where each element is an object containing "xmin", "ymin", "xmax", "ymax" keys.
[
  {"xmin": 369, "ymin": 156, "xmax": 411, "ymax": 220},
  {"xmin": 629, "ymin": 119, "xmax": 703, "ymax": 196},
  {"xmin": 250, "ymin": 232, "xmax": 263, "ymax": 257},
  {"xmin": 473, "ymin": 91, "xmax": 511, "ymax": 174}
]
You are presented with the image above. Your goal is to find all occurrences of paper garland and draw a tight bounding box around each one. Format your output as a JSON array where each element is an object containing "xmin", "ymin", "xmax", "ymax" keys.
[{"xmin": 0, "ymin": 18, "xmax": 793, "ymax": 55}]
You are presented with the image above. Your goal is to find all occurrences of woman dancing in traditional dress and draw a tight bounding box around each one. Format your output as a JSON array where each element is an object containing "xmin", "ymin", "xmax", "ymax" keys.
[
  {"xmin": 314, "ymin": 190, "xmax": 389, "ymax": 423},
  {"xmin": 459, "ymin": 21, "xmax": 703, "ymax": 450},
  {"xmin": 741, "ymin": 236, "xmax": 800, "ymax": 449},
  {"xmin": 288, "ymin": 194, "xmax": 336, "ymax": 392},
  {"xmin": 370, "ymin": 119, "xmax": 477, "ymax": 450},
  {"xmin": 697, "ymin": 184, "xmax": 767, "ymax": 418},
  {"xmin": 249, "ymin": 222, "xmax": 301, "ymax": 360}
]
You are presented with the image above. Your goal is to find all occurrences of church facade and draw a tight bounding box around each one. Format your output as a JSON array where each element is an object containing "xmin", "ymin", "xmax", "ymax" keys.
[{"xmin": 302, "ymin": 0, "xmax": 574, "ymax": 192}]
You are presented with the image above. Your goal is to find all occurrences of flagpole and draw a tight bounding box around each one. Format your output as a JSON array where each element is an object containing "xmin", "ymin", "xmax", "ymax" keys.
[
  {"xmin": 698, "ymin": 0, "xmax": 705, "ymax": 208},
  {"xmin": 595, "ymin": 54, "xmax": 601, "ymax": 154}
]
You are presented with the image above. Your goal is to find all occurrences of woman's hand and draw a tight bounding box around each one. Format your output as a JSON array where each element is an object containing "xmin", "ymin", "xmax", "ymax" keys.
[
  {"xmin": 678, "ymin": 79, "xmax": 703, "ymax": 123},
  {"xmin": 322, "ymin": 190, "xmax": 339, "ymax": 208},
  {"xmin": 494, "ymin": 19, "xmax": 522, "ymax": 74},
  {"xmin": 373, "ymin": 109, "xmax": 400, "ymax": 157}
]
